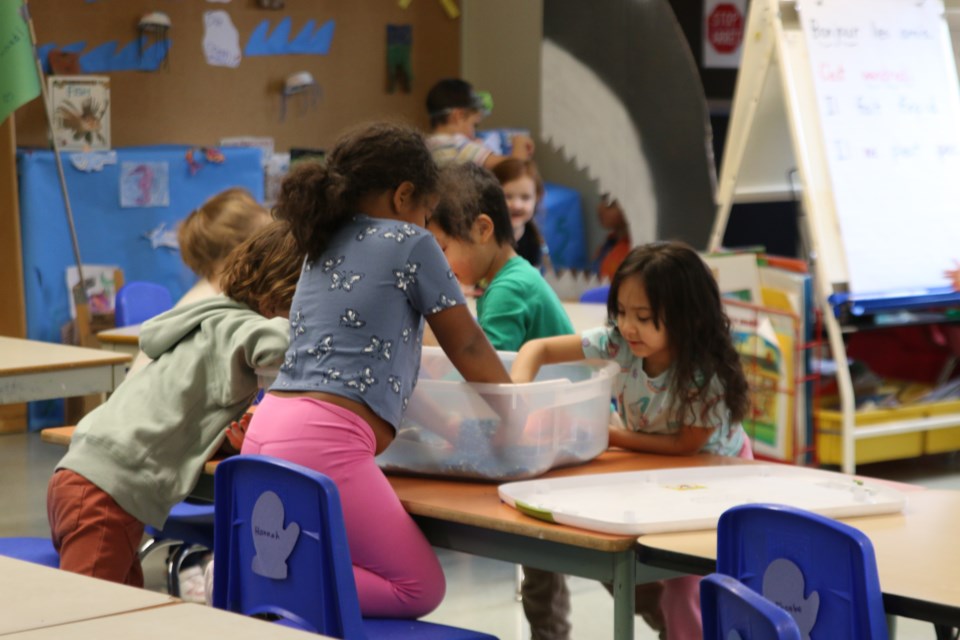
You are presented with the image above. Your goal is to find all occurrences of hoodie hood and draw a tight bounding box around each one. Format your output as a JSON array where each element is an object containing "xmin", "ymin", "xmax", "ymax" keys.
[{"xmin": 140, "ymin": 295, "xmax": 249, "ymax": 360}]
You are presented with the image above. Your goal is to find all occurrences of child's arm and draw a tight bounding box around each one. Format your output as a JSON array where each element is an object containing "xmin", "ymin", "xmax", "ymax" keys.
[
  {"xmin": 511, "ymin": 334, "xmax": 586, "ymax": 383},
  {"xmin": 609, "ymin": 424, "xmax": 714, "ymax": 456},
  {"xmin": 945, "ymin": 259, "xmax": 960, "ymax": 291},
  {"xmin": 427, "ymin": 305, "xmax": 511, "ymax": 383}
]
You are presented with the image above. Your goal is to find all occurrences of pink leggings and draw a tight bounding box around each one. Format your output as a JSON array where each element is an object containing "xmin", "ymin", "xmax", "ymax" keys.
[
  {"xmin": 655, "ymin": 436, "xmax": 756, "ymax": 640},
  {"xmin": 241, "ymin": 395, "xmax": 445, "ymax": 618}
]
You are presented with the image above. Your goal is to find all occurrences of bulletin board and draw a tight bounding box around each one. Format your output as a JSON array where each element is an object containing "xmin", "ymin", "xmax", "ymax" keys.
[{"xmin": 14, "ymin": 0, "xmax": 460, "ymax": 151}]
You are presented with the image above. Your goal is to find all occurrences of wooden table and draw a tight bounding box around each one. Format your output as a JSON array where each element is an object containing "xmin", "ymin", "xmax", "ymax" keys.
[
  {"xmin": 42, "ymin": 426, "xmax": 958, "ymax": 633},
  {"xmin": 0, "ymin": 555, "xmax": 177, "ymax": 635},
  {"xmin": 0, "ymin": 556, "xmax": 324, "ymax": 639},
  {"xmin": 96, "ymin": 324, "xmax": 142, "ymax": 359},
  {"xmin": 0, "ymin": 337, "xmax": 130, "ymax": 404},
  {"xmin": 637, "ymin": 488, "xmax": 960, "ymax": 628},
  {"xmin": 387, "ymin": 450, "xmax": 748, "ymax": 639},
  {"xmin": 2, "ymin": 601, "xmax": 325, "ymax": 639}
]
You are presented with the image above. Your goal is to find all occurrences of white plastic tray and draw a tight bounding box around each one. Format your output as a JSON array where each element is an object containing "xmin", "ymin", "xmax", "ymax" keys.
[{"xmin": 498, "ymin": 464, "xmax": 907, "ymax": 535}]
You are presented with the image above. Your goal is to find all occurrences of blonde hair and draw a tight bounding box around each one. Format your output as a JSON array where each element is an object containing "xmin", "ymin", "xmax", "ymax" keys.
[
  {"xmin": 178, "ymin": 188, "xmax": 270, "ymax": 279},
  {"xmin": 220, "ymin": 220, "xmax": 303, "ymax": 318}
]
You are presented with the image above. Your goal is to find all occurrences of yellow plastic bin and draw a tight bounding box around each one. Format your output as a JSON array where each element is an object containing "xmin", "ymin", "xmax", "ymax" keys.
[{"xmin": 817, "ymin": 403, "xmax": 940, "ymax": 465}]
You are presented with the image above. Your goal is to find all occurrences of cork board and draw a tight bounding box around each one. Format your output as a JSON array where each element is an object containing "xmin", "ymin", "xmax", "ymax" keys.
[{"xmin": 15, "ymin": 0, "xmax": 460, "ymax": 151}]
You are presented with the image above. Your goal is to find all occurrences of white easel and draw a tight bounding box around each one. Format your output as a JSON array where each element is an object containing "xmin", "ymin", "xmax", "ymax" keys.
[{"xmin": 710, "ymin": 0, "xmax": 960, "ymax": 473}]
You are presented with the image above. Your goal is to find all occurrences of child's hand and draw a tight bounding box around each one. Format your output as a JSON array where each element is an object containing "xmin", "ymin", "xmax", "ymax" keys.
[
  {"xmin": 945, "ymin": 260, "xmax": 960, "ymax": 291},
  {"xmin": 509, "ymin": 134, "xmax": 535, "ymax": 160},
  {"xmin": 224, "ymin": 412, "xmax": 253, "ymax": 452}
]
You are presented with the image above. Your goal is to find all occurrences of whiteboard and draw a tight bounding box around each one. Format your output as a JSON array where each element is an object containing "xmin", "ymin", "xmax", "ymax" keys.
[
  {"xmin": 498, "ymin": 464, "xmax": 906, "ymax": 535},
  {"xmin": 797, "ymin": 0, "xmax": 960, "ymax": 296}
]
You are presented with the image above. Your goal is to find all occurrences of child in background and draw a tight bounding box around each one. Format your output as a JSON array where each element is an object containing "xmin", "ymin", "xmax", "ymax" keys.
[
  {"xmin": 492, "ymin": 158, "xmax": 552, "ymax": 272},
  {"xmin": 240, "ymin": 122, "xmax": 512, "ymax": 619},
  {"xmin": 429, "ymin": 163, "xmax": 573, "ymax": 352},
  {"xmin": 426, "ymin": 78, "xmax": 535, "ymax": 169},
  {"xmin": 128, "ymin": 187, "xmax": 270, "ymax": 375},
  {"xmin": 48, "ymin": 220, "xmax": 302, "ymax": 587},
  {"xmin": 512, "ymin": 241, "xmax": 752, "ymax": 640},
  {"xmin": 593, "ymin": 194, "xmax": 631, "ymax": 281},
  {"xmin": 428, "ymin": 162, "xmax": 574, "ymax": 639}
]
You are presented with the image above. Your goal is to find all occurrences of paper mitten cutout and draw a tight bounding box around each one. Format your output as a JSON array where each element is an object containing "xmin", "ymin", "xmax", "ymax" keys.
[{"xmin": 251, "ymin": 491, "xmax": 301, "ymax": 579}]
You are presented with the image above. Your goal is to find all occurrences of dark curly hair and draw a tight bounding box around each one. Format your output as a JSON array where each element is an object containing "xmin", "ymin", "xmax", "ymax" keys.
[
  {"xmin": 275, "ymin": 122, "xmax": 439, "ymax": 261},
  {"xmin": 220, "ymin": 219, "xmax": 302, "ymax": 318},
  {"xmin": 607, "ymin": 241, "xmax": 750, "ymax": 425},
  {"xmin": 430, "ymin": 163, "xmax": 514, "ymax": 246}
]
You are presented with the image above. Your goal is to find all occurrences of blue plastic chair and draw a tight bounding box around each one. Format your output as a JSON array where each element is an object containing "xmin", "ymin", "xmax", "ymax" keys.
[
  {"xmin": 701, "ymin": 573, "xmax": 802, "ymax": 640},
  {"xmin": 717, "ymin": 503, "xmax": 888, "ymax": 640},
  {"xmin": 115, "ymin": 281, "xmax": 173, "ymax": 326},
  {"xmin": 579, "ymin": 285, "xmax": 610, "ymax": 304},
  {"xmin": 0, "ymin": 537, "xmax": 59, "ymax": 568},
  {"xmin": 138, "ymin": 500, "xmax": 215, "ymax": 597},
  {"xmin": 213, "ymin": 455, "xmax": 498, "ymax": 639}
]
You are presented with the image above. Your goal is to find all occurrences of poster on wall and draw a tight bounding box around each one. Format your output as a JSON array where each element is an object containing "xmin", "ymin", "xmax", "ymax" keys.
[
  {"xmin": 702, "ymin": 0, "xmax": 746, "ymax": 69},
  {"xmin": 48, "ymin": 75, "xmax": 111, "ymax": 150}
]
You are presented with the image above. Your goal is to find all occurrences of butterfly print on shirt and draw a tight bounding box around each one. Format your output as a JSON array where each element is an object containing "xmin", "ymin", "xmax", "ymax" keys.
[
  {"xmin": 362, "ymin": 335, "xmax": 393, "ymax": 360},
  {"xmin": 427, "ymin": 294, "xmax": 459, "ymax": 315},
  {"xmin": 306, "ymin": 335, "xmax": 334, "ymax": 360},
  {"xmin": 382, "ymin": 224, "xmax": 419, "ymax": 243},
  {"xmin": 339, "ymin": 308, "xmax": 366, "ymax": 328},
  {"xmin": 393, "ymin": 262, "xmax": 421, "ymax": 291},
  {"xmin": 330, "ymin": 270, "xmax": 363, "ymax": 291}
]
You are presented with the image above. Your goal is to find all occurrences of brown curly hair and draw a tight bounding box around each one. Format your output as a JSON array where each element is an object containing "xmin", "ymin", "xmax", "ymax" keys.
[
  {"xmin": 607, "ymin": 241, "xmax": 750, "ymax": 425},
  {"xmin": 275, "ymin": 121, "xmax": 439, "ymax": 261},
  {"xmin": 178, "ymin": 188, "xmax": 270, "ymax": 279},
  {"xmin": 220, "ymin": 220, "xmax": 303, "ymax": 318}
]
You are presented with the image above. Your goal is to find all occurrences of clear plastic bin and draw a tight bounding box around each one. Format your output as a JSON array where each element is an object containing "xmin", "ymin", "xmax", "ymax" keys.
[{"xmin": 375, "ymin": 347, "xmax": 618, "ymax": 481}]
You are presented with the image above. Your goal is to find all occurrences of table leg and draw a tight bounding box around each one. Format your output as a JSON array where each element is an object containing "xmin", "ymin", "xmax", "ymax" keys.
[{"xmin": 611, "ymin": 550, "xmax": 636, "ymax": 640}]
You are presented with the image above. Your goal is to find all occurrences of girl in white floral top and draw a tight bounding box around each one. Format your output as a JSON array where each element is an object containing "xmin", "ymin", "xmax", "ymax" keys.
[{"xmin": 512, "ymin": 241, "xmax": 752, "ymax": 640}]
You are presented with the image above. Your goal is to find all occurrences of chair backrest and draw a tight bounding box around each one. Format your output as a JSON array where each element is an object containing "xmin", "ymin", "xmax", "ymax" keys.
[
  {"xmin": 115, "ymin": 281, "xmax": 173, "ymax": 326},
  {"xmin": 579, "ymin": 285, "xmax": 610, "ymax": 304},
  {"xmin": 701, "ymin": 573, "xmax": 802, "ymax": 640},
  {"xmin": 717, "ymin": 503, "xmax": 888, "ymax": 640},
  {"xmin": 212, "ymin": 455, "xmax": 365, "ymax": 638}
]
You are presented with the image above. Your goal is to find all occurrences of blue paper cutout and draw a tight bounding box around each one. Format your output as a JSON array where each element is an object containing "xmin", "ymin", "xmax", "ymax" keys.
[
  {"xmin": 36, "ymin": 39, "xmax": 170, "ymax": 73},
  {"xmin": 245, "ymin": 18, "xmax": 334, "ymax": 56}
]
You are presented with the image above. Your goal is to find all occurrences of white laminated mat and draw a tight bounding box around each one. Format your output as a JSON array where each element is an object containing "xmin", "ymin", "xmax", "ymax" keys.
[{"xmin": 498, "ymin": 464, "xmax": 906, "ymax": 535}]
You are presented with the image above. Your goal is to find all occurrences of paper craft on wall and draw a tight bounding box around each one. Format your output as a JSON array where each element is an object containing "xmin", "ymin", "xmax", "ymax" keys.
[
  {"xmin": 245, "ymin": 17, "xmax": 334, "ymax": 56},
  {"xmin": 185, "ymin": 146, "xmax": 225, "ymax": 175},
  {"xmin": 65, "ymin": 264, "xmax": 120, "ymax": 319},
  {"xmin": 138, "ymin": 12, "xmax": 171, "ymax": 70},
  {"xmin": 48, "ymin": 75, "xmax": 111, "ymax": 151},
  {"xmin": 386, "ymin": 25, "xmax": 412, "ymax": 93},
  {"xmin": 203, "ymin": 10, "xmax": 241, "ymax": 68},
  {"xmin": 280, "ymin": 71, "xmax": 321, "ymax": 121},
  {"xmin": 143, "ymin": 222, "xmax": 180, "ymax": 251},
  {"xmin": 120, "ymin": 161, "xmax": 170, "ymax": 208},
  {"xmin": 37, "ymin": 39, "xmax": 170, "ymax": 73}
]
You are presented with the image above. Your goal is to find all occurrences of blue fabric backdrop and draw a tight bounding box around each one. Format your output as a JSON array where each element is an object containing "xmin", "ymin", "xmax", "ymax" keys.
[{"xmin": 18, "ymin": 145, "xmax": 263, "ymax": 428}]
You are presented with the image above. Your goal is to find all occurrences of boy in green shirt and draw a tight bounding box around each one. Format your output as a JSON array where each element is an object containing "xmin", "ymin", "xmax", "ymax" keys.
[{"xmin": 427, "ymin": 162, "xmax": 574, "ymax": 640}]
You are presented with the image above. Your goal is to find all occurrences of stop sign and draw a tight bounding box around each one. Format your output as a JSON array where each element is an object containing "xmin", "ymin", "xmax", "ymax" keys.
[{"xmin": 707, "ymin": 3, "xmax": 744, "ymax": 55}]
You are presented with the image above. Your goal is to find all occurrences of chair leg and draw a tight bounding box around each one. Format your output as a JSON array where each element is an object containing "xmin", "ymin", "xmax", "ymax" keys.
[
  {"xmin": 137, "ymin": 536, "xmax": 181, "ymax": 563},
  {"xmin": 168, "ymin": 544, "xmax": 210, "ymax": 598},
  {"xmin": 515, "ymin": 564, "xmax": 524, "ymax": 602}
]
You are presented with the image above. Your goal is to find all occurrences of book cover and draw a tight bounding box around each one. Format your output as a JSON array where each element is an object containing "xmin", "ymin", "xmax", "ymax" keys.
[{"xmin": 48, "ymin": 75, "xmax": 111, "ymax": 151}]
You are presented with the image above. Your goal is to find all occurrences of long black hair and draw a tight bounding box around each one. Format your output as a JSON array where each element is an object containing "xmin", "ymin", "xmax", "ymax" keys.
[
  {"xmin": 607, "ymin": 241, "xmax": 749, "ymax": 425},
  {"xmin": 275, "ymin": 122, "xmax": 439, "ymax": 261}
]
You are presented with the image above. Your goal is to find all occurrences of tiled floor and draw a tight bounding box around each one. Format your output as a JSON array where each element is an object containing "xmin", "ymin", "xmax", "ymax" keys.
[{"xmin": 2, "ymin": 430, "xmax": 957, "ymax": 639}]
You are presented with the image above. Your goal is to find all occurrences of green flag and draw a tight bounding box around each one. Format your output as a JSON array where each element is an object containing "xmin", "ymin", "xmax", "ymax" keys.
[{"xmin": 0, "ymin": 0, "xmax": 41, "ymax": 123}]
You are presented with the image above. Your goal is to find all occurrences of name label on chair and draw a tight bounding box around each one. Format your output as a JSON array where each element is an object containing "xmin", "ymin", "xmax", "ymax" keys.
[
  {"xmin": 251, "ymin": 490, "xmax": 300, "ymax": 579},
  {"xmin": 763, "ymin": 558, "xmax": 820, "ymax": 637}
]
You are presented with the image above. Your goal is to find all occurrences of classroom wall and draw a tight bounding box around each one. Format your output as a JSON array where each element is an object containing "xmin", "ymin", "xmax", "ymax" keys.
[{"xmin": 14, "ymin": 0, "xmax": 460, "ymax": 150}]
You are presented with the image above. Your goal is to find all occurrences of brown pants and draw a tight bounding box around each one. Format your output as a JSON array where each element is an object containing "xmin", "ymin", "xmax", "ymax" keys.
[{"xmin": 47, "ymin": 469, "xmax": 146, "ymax": 587}]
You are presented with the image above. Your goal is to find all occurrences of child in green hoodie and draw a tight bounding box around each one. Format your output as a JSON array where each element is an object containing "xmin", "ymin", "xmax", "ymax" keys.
[{"xmin": 47, "ymin": 220, "xmax": 302, "ymax": 587}]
